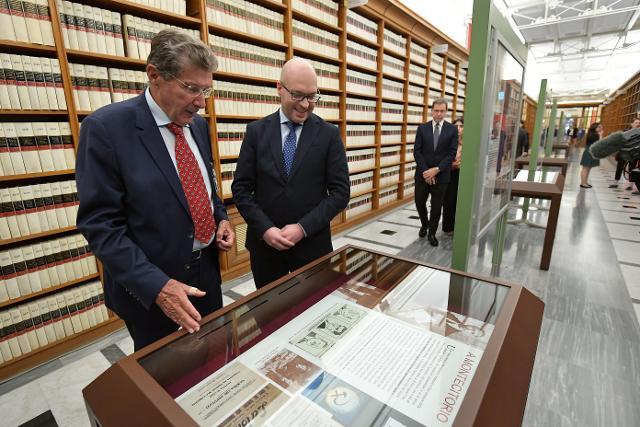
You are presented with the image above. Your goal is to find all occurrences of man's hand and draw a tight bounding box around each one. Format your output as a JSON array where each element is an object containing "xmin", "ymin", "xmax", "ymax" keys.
[
  {"xmin": 423, "ymin": 166, "xmax": 440, "ymax": 180},
  {"xmin": 155, "ymin": 279, "xmax": 205, "ymax": 333},
  {"xmin": 262, "ymin": 226, "xmax": 294, "ymax": 250},
  {"xmin": 426, "ymin": 176, "xmax": 437, "ymax": 185},
  {"xmin": 215, "ymin": 219, "xmax": 235, "ymax": 251},
  {"xmin": 281, "ymin": 223, "xmax": 304, "ymax": 245}
]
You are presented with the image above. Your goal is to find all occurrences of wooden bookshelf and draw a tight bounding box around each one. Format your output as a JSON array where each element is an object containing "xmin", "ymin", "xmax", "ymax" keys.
[
  {"xmin": 0, "ymin": 0, "xmax": 468, "ymax": 379},
  {"xmin": 0, "ymin": 273, "xmax": 100, "ymax": 309}
]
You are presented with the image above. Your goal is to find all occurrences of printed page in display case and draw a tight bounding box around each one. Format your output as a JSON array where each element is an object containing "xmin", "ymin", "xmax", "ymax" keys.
[{"xmin": 139, "ymin": 248, "xmax": 509, "ymax": 427}]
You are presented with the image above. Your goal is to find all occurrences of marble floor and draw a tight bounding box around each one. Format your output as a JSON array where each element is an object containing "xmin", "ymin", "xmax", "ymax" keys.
[{"xmin": 2, "ymin": 150, "xmax": 640, "ymax": 426}]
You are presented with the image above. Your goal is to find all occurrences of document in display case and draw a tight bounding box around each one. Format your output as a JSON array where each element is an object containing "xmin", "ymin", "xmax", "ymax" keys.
[{"xmin": 83, "ymin": 246, "xmax": 544, "ymax": 427}]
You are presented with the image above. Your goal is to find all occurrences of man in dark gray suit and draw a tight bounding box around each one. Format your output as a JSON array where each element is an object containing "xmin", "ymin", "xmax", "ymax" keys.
[
  {"xmin": 413, "ymin": 99, "xmax": 458, "ymax": 247},
  {"xmin": 232, "ymin": 58, "xmax": 350, "ymax": 288}
]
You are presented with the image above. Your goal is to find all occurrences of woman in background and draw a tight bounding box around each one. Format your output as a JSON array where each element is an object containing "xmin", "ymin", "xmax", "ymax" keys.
[
  {"xmin": 442, "ymin": 118, "xmax": 463, "ymax": 235},
  {"xmin": 579, "ymin": 122, "xmax": 603, "ymax": 188}
]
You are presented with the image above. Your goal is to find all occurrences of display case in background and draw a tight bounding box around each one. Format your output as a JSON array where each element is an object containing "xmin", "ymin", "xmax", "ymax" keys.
[{"xmin": 84, "ymin": 245, "xmax": 543, "ymax": 427}]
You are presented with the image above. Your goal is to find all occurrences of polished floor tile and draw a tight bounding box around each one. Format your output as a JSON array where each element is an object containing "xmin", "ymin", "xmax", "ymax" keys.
[
  {"xmin": 331, "ymin": 236, "xmax": 401, "ymax": 255},
  {"xmin": 222, "ymin": 295, "xmax": 234, "ymax": 306},
  {"xmin": 116, "ymin": 336, "xmax": 134, "ymax": 357},
  {"xmin": 377, "ymin": 209, "xmax": 422, "ymax": 227},
  {"xmin": 230, "ymin": 278, "xmax": 257, "ymax": 296},
  {"xmin": 601, "ymin": 209, "xmax": 640, "ymax": 225},
  {"xmin": 612, "ymin": 239, "xmax": 640, "ymax": 266},
  {"xmin": 606, "ymin": 222, "xmax": 640, "ymax": 242},
  {"xmin": 39, "ymin": 352, "xmax": 111, "ymax": 427},
  {"xmin": 0, "ymin": 377, "xmax": 50, "ymax": 427},
  {"xmin": 346, "ymin": 220, "xmax": 421, "ymax": 249},
  {"xmin": 598, "ymin": 200, "xmax": 640, "ymax": 213},
  {"xmin": 620, "ymin": 264, "xmax": 640, "ymax": 301},
  {"xmin": 634, "ymin": 303, "xmax": 640, "ymax": 325}
]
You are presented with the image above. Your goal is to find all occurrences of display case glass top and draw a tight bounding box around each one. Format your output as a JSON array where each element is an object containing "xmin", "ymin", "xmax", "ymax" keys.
[{"xmin": 137, "ymin": 246, "xmax": 511, "ymax": 426}]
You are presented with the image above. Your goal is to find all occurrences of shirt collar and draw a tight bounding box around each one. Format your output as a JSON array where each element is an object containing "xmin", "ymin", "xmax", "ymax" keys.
[
  {"xmin": 279, "ymin": 108, "xmax": 305, "ymax": 127},
  {"xmin": 433, "ymin": 120, "xmax": 443, "ymax": 127},
  {"xmin": 145, "ymin": 88, "xmax": 189, "ymax": 128}
]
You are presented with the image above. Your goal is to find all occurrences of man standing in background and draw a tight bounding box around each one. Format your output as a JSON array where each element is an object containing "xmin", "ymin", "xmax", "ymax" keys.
[
  {"xmin": 413, "ymin": 99, "xmax": 458, "ymax": 247},
  {"xmin": 232, "ymin": 58, "xmax": 349, "ymax": 289}
]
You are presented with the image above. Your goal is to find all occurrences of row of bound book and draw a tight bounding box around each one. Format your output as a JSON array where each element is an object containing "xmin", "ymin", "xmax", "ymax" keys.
[
  {"xmin": 1, "ymin": 233, "xmax": 96, "ymax": 302},
  {"xmin": 69, "ymin": 63, "xmax": 146, "ymax": 112},
  {"xmin": 0, "ymin": 281, "xmax": 108, "ymax": 364},
  {"xmin": 1, "ymin": 179, "xmax": 79, "ymax": 240},
  {"xmin": 0, "ymin": 54, "xmax": 66, "ymax": 111},
  {"xmin": 0, "ymin": 0, "xmax": 54, "ymax": 45},
  {"xmin": 0, "ymin": 122, "xmax": 75, "ymax": 177}
]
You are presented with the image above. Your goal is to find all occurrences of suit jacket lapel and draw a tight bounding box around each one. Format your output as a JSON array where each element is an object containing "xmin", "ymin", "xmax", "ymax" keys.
[
  {"xmin": 427, "ymin": 121, "xmax": 436, "ymax": 153},
  {"xmin": 267, "ymin": 112, "xmax": 288, "ymax": 182},
  {"xmin": 289, "ymin": 115, "xmax": 319, "ymax": 180},
  {"xmin": 134, "ymin": 95, "xmax": 190, "ymax": 215}
]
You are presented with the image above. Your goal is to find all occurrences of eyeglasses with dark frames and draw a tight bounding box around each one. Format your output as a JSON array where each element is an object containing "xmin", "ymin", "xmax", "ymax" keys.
[
  {"xmin": 165, "ymin": 72, "xmax": 214, "ymax": 98},
  {"xmin": 280, "ymin": 83, "xmax": 321, "ymax": 103}
]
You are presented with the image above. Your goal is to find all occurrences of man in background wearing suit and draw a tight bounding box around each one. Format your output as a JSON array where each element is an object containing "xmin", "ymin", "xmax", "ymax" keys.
[
  {"xmin": 76, "ymin": 30, "xmax": 235, "ymax": 350},
  {"xmin": 413, "ymin": 98, "xmax": 458, "ymax": 247},
  {"xmin": 232, "ymin": 58, "xmax": 350, "ymax": 289}
]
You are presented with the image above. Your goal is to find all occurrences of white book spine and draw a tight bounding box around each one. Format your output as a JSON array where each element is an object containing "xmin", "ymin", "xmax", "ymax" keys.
[
  {"xmin": 32, "ymin": 183, "xmax": 50, "ymax": 232},
  {"xmin": 23, "ymin": 0, "xmax": 43, "ymax": 44},
  {"xmin": 1, "ymin": 53, "xmax": 21, "ymax": 109},
  {"xmin": 40, "ymin": 57, "xmax": 59, "ymax": 110},
  {"xmin": 84, "ymin": 64, "xmax": 101, "ymax": 111},
  {"xmin": 73, "ymin": 2, "xmax": 88, "ymax": 51},
  {"xmin": 10, "ymin": 54, "xmax": 32, "ymax": 110},
  {"xmin": 92, "ymin": 7, "xmax": 107, "ymax": 54},
  {"xmin": 58, "ymin": 236, "xmax": 75, "ymax": 281},
  {"xmin": 9, "ymin": 186, "xmax": 30, "ymax": 236},
  {"xmin": 21, "ymin": 245, "xmax": 42, "ymax": 293},
  {"xmin": 8, "ymin": 0, "xmax": 29, "ymax": 42},
  {"xmin": 32, "ymin": 243, "xmax": 51, "ymax": 289},
  {"xmin": 59, "ymin": 122, "xmax": 75, "ymax": 169},
  {"xmin": 55, "ymin": 293, "xmax": 74, "ymax": 336},
  {"xmin": 82, "ymin": 285, "xmax": 97, "ymax": 327},
  {"xmin": 49, "ymin": 182, "xmax": 69, "ymax": 228},
  {"xmin": 0, "ymin": 123, "xmax": 15, "ymax": 176},
  {"xmin": 47, "ymin": 296, "xmax": 66, "ymax": 340},
  {"xmin": 83, "ymin": 236, "xmax": 97, "ymax": 274},
  {"xmin": 9, "ymin": 247, "xmax": 31, "ymax": 296},
  {"xmin": 36, "ymin": 0, "xmax": 54, "ymax": 45},
  {"xmin": 18, "ymin": 184, "xmax": 41, "ymax": 235},
  {"xmin": 73, "ymin": 288, "xmax": 90, "ymax": 330},
  {"xmin": 3, "ymin": 122, "xmax": 26, "ymax": 174},
  {"xmin": 75, "ymin": 235, "xmax": 90, "ymax": 276},
  {"xmin": 71, "ymin": 63, "xmax": 91, "ymax": 111},
  {"xmin": 0, "ymin": 0, "xmax": 16, "ymax": 40},
  {"xmin": 122, "ymin": 15, "xmax": 139, "ymax": 59},
  {"xmin": 63, "ymin": 290, "xmax": 82, "ymax": 333},
  {"xmin": 30, "ymin": 56, "xmax": 50, "ymax": 109},
  {"xmin": 0, "ymin": 56, "xmax": 13, "ymax": 108},
  {"xmin": 0, "ymin": 250, "xmax": 20, "ymax": 299},
  {"xmin": 62, "ymin": 1, "xmax": 78, "ymax": 50},
  {"xmin": 50, "ymin": 59, "xmax": 67, "ymax": 109},
  {"xmin": 29, "ymin": 302, "xmax": 49, "ymax": 347},
  {"xmin": 102, "ymin": 9, "xmax": 116, "ymax": 55},
  {"xmin": 0, "ymin": 187, "xmax": 11, "ymax": 240},
  {"xmin": 38, "ymin": 298, "xmax": 57, "ymax": 343},
  {"xmin": 96, "ymin": 66, "xmax": 111, "ymax": 107},
  {"xmin": 0, "ymin": 188, "xmax": 19, "ymax": 239},
  {"xmin": 10, "ymin": 307, "xmax": 31, "ymax": 354},
  {"xmin": 32, "ymin": 121, "xmax": 55, "ymax": 172},
  {"xmin": 15, "ymin": 121, "xmax": 42, "ymax": 173},
  {"xmin": 83, "ymin": 4, "xmax": 97, "ymax": 52},
  {"xmin": 66, "ymin": 236, "xmax": 83, "ymax": 278},
  {"xmin": 55, "ymin": 0, "xmax": 69, "ymax": 48},
  {"xmin": 19, "ymin": 304, "xmax": 39, "ymax": 350},
  {"xmin": 21, "ymin": 55, "xmax": 41, "ymax": 111},
  {"xmin": 112, "ymin": 12, "xmax": 125, "ymax": 57},
  {"xmin": 3, "ymin": 310, "xmax": 23, "ymax": 357},
  {"xmin": 41, "ymin": 240, "xmax": 60, "ymax": 286},
  {"xmin": 46, "ymin": 121, "xmax": 68, "ymax": 171},
  {"xmin": 0, "ymin": 314, "xmax": 14, "ymax": 362}
]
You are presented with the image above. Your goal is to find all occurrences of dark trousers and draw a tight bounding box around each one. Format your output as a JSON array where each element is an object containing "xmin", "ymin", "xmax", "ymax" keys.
[
  {"xmin": 250, "ymin": 244, "xmax": 321, "ymax": 289},
  {"xmin": 414, "ymin": 176, "xmax": 447, "ymax": 236},
  {"xmin": 442, "ymin": 169, "xmax": 459, "ymax": 232},
  {"xmin": 615, "ymin": 158, "xmax": 625, "ymax": 181},
  {"xmin": 125, "ymin": 247, "xmax": 222, "ymax": 351}
]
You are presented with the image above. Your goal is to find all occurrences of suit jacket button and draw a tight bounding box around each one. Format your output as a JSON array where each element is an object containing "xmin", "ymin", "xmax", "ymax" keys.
[
  {"xmin": 185, "ymin": 264, "xmax": 191, "ymax": 270},
  {"xmin": 187, "ymin": 232, "xmax": 194, "ymax": 239}
]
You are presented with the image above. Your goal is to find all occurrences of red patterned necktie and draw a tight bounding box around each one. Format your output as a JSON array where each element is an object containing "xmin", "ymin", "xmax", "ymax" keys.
[{"xmin": 167, "ymin": 123, "xmax": 216, "ymax": 243}]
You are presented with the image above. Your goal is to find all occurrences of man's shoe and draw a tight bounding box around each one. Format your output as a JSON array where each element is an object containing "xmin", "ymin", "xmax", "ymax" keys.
[
  {"xmin": 418, "ymin": 227, "xmax": 427, "ymax": 238},
  {"xmin": 428, "ymin": 234, "xmax": 439, "ymax": 247}
]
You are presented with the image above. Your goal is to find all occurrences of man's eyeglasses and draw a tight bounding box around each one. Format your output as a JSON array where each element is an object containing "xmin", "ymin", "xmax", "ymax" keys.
[
  {"xmin": 281, "ymin": 83, "xmax": 321, "ymax": 103},
  {"xmin": 165, "ymin": 72, "xmax": 214, "ymax": 98}
]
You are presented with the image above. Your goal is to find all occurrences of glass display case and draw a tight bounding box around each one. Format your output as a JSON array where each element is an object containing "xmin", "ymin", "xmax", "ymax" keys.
[{"xmin": 83, "ymin": 246, "xmax": 544, "ymax": 427}]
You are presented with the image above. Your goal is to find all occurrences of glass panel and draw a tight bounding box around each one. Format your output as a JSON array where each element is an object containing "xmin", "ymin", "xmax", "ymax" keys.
[
  {"xmin": 513, "ymin": 169, "xmax": 560, "ymax": 183},
  {"xmin": 139, "ymin": 247, "xmax": 510, "ymax": 427},
  {"xmin": 476, "ymin": 40, "xmax": 524, "ymax": 234}
]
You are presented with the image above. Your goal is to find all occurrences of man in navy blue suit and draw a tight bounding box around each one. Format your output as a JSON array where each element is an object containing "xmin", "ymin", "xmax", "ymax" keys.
[
  {"xmin": 413, "ymin": 99, "xmax": 458, "ymax": 247},
  {"xmin": 76, "ymin": 30, "xmax": 235, "ymax": 350},
  {"xmin": 232, "ymin": 58, "xmax": 349, "ymax": 288}
]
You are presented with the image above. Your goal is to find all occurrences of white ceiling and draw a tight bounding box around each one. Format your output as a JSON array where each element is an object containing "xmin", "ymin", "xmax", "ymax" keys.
[
  {"xmin": 502, "ymin": 0, "xmax": 640, "ymax": 103},
  {"xmin": 399, "ymin": 0, "xmax": 640, "ymax": 103}
]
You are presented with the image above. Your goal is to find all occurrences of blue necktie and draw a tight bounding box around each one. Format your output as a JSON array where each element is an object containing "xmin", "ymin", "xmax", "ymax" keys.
[{"xmin": 283, "ymin": 121, "xmax": 300, "ymax": 176}]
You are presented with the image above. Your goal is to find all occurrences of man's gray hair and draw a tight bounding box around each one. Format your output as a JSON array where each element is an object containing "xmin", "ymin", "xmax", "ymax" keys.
[
  {"xmin": 432, "ymin": 98, "xmax": 448, "ymax": 109},
  {"xmin": 147, "ymin": 29, "xmax": 218, "ymax": 77}
]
